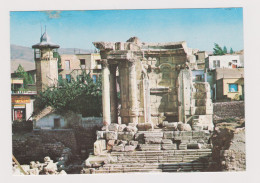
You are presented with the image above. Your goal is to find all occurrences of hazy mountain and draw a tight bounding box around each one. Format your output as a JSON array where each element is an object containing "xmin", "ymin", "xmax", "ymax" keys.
[{"xmin": 10, "ymin": 44, "xmax": 94, "ymax": 72}]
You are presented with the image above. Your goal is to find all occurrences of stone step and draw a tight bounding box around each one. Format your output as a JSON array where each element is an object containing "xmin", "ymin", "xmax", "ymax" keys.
[{"xmin": 110, "ymin": 149, "xmax": 212, "ymax": 154}]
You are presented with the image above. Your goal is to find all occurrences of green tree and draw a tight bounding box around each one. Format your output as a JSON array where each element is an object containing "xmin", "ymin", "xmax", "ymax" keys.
[
  {"xmin": 34, "ymin": 70, "xmax": 102, "ymax": 117},
  {"xmin": 14, "ymin": 64, "xmax": 34, "ymax": 89},
  {"xmin": 223, "ymin": 46, "xmax": 227, "ymax": 54},
  {"xmin": 230, "ymin": 48, "xmax": 234, "ymax": 54},
  {"xmin": 213, "ymin": 43, "xmax": 225, "ymax": 55}
]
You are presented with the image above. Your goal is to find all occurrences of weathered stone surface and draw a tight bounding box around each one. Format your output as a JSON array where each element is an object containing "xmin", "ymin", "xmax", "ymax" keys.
[
  {"xmin": 106, "ymin": 140, "xmax": 116, "ymax": 151},
  {"xmin": 177, "ymin": 122, "xmax": 185, "ymax": 131},
  {"xmin": 145, "ymin": 138, "xmax": 162, "ymax": 144},
  {"xmin": 124, "ymin": 145, "xmax": 136, "ymax": 152},
  {"xmin": 129, "ymin": 140, "xmax": 139, "ymax": 147},
  {"xmin": 105, "ymin": 131, "xmax": 118, "ymax": 140},
  {"xmin": 126, "ymin": 126, "xmax": 138, "ymax": 133},
  {"xmin": 139, "ymin": 144, "xmax": 161, "ymax": 151},
  {"xmin": 179, "ymin": 143, "xmax": 187, "ymax": 150},
  {"xmin": 192, "ymin": 125, "xmax": 203, "ymax": 131},
  {"xmin": 118, "ymin": 124, "xmax": 127, "ymax": 132},
  {"xmin": 108, "ymin": 123, "xmax": 119, "ymax": 132},
  {"xmin": 164, "ymin": 122, "xmax": 178, "ymax": 131},
  {"xmin": 161, "ymin": 139, "xmax": 173, "ymax": 144},
  {"xmin": 183, "ymin": 124, "xmax": 192, "ymax": 131},
  {"xmin": 162, "ymin": 144, "xmax": 177, "ymax": 150},
  {"xmin": 137, "ymin": 123, "xmax": 153, "ymax": 131},
  {"xmin": 118, "ymin": 132, "xmax": 135, "ymax": 141},
  {"xmin": 187, "ymin": 143, "xmax": 201, "ymax": 149},
  {"xmin": 94, "ymin": 140, "xmax": 106, "ymax": 155},
  {"xmin": 96, "ymin": 131, "xmax": 104, "ymax": 139},
  {"xmin": 144, "ymin": 132, "xmax": 163, "ymax": 138},
  {"xmin": 112, "ymin": 145, "xmax": 125, "ymax": 152},
  {"xmin": 163, "ymin": 131, "xmax": 174, "ymax": 139}
]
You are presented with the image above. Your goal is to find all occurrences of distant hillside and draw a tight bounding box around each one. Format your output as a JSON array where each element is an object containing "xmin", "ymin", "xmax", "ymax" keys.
[{"xmin": 10, "ymin": 44, "xmax": 94, "ymax": 72}]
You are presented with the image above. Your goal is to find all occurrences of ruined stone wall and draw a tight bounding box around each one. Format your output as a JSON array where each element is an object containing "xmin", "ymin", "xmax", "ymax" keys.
[
  {"xmin": 144, "ymin": 55, "xmax": 187, "ymax": 125},
  {"xmin": 213, "ymin": 101, "xmax": 245, "ymax": 120},
  {"xmin": 209, "ymin": 128, "xmax": 246, "ymax": 171}
]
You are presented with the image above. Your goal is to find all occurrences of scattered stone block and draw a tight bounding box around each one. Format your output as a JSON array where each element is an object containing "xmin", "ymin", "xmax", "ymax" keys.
[
  {"xmin": 164, "ymin": 122, "xmax": 178, "ymax": 131},
  {"xmin": 145, "ymin": 137, "xmax": 162, "ymax": 144},
  {"xmin": 163, "ymin": 131, "xmax": 174, "ymax": 139},
  {"xmin": 187, "ymin": 143, "xmax": 201, "ymax": 149},
  {"xmin": 139, "ymin": 144, "xmax": 161, "ymax": 151},
  {"xmin": 177, "ymin": 122, "xmax": 184, "ymax": 131},
  {"xmin": 183, "ymin": 124, "xmax": 192, "ymax": 131},
  {"xmin": 108, "ymin": 123, "xmax": 119, "ymax": 132},
  {"xmin": 118, "ymin": 124, "xmax": 127, "ymax": 132},
  {"xmin": 96, "ymin": 131, "xmax": 104, "ymax": 139},
  {"xmin": 144, "ymin": 132, "xmax": 163, "ymax": 138},
  {"xmin": 126, "ymin": 126, "xmax": 138, "ymax": 133},
  {"xmin": 179, "ymin": 143, "xmax": 187, "ymax": 150},
  {"xmin": 192, "ymin": 125, "xmax": 203, "ymax": 131},
  {"xmin": 129, "ymin": 140, "xmax": 139, "ymax": 148},
  {"xmin": 124, "ymin": 145, "xmax": 136, "ymax": 152},
  {"xmin": 94, "ymin": 140, "xmax": 106, "ymax": 155},
  {"xmin": 161, "ymin": 139, "xmax": 173, "ymax": 144},
  {"xmin": 118, "ymin": 132, "xmax": 135, "ymax": 141},
  {"xmin": 106, "ymin": 140, "xmax": 116, "ymax": 151},
  {"xmin": 112, "ymin": 145, "xmax": 125, "ymax": 152},
  {"xmin": 137, "ymin": 123, "xmax": 153, "ymax": 131},
  {"xmin": 162, "ymin": 144, "xmax": 177, "ymax": 150},
  {"xmin": 105, "ymin": 131, "xmax": 118, "ymax": 140}
]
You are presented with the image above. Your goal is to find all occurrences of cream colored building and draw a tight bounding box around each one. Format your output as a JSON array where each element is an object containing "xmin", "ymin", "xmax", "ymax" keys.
[{"xmin": 59, "ymin": 53, "xmax": 101, "ymax": 82}]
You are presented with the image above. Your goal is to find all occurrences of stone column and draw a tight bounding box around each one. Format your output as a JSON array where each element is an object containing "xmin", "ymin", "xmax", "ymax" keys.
[
  {"xmin": 118, "ymin": 61, "xmax": 129, "ymax": 124},
  {"xmin": 128, "ymin": 60, "xmax": 139, "ymax": 123},
  {"xmin": 109, "ymin": 64, "xmax": 118, "ymax": 123},
  {"xmin": 101, "ymin": 59, "xmax": 111, "ymax": 125}
]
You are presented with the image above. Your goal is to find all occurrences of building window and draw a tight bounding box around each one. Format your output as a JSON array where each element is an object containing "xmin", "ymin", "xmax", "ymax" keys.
[
  {"xmin": 66, "ymin": 74, "xmax": 71, "ymax": 83},
  {"xmin": 54, "ymin": 118, "xmax": 61, "ymax": 129},
  {"xmin": 196, "ymin": 75, "xmax": 202, "ymax": 81},
  {"xmin": 229, "ymin": 84, "xmax": 238, "ymax": 92},
  {"xmin": 213, "ymin": 60, "xmax": 216, "ymax": 68},
  {"xmin": 92, "ymin": 75, "xmax": 97, "ymax": 83},
  {"xmin": 232, "ymin": 60, "xmax": 237, "ymax": 68},
  {"xmin": 80, "ymin": 59, "xmax": 86, "ymax": 69},
  {"xmin": 217, "ymin": 60, "xmax": 220, "ymax": 67},
  {"xmin": 65, "ymin": 60, "xmax": 70, "ymax": 70}
]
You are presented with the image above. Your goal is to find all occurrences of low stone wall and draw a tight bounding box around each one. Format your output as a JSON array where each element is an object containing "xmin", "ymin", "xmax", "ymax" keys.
[
  {"xmin": 81, "ymin": 117, "xmax": 103, "ymax": 129},
  {"xmin": 213, "ymin": 101, "xmax": 244, "ymax": 120},
  {"xmin": 33, "ymin": 129, "xmax": 78, "ymax": 153},
  {"xmin": 12, "ymin": 120, "xmax": 33, "ymax": 133}
]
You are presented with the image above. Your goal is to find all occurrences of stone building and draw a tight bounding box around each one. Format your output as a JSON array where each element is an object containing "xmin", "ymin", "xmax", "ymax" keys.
[
  {"xmin": 94, "ymin": 37, "xmax": 214, "ymax": 130},
  {"xmin": 32, "ymin": 31, "xmax": 60, "ymax": 93},
  {"xmin": 59, "ymin": 53, "xmax": 101, "ymax": 82}
]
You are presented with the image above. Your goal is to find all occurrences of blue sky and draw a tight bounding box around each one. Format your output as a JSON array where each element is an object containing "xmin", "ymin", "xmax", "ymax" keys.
[{"xmin": 10, "ymin": 8, "xmax": 243, "ymax": 51}]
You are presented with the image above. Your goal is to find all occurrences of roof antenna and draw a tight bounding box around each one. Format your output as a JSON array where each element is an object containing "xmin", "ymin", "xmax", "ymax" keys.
[{"xmin": 41, "ymin": 23, "xmax": 42, "ymax": 36}]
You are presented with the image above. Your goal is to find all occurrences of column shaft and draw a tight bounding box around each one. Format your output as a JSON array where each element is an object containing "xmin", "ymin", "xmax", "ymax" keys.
[
  {"xmin": 109, "ymin": 64, "xmax": 118, "ymax": 123},
  {"xmin": 128, "ymin": 61, "xmax": 138, "ymax": 123},
  {"xmin": 102, "ymin": 61, "xmax": 111, "ymax": 125}
]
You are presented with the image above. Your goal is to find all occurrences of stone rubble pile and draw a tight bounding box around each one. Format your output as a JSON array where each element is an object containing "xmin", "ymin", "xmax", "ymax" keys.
[
  {"xmin": 81, "ymin": 122, "xmax": 215, "ymax": 173},
  {"xmin": 13, "ymin": 156, "xmax": 67, "ymax": 175}
]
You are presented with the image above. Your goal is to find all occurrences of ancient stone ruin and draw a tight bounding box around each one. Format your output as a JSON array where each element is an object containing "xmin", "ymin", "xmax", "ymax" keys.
[{"xmin": 81, "ymin": 37, "xmax": 215, "ymax": 173}]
